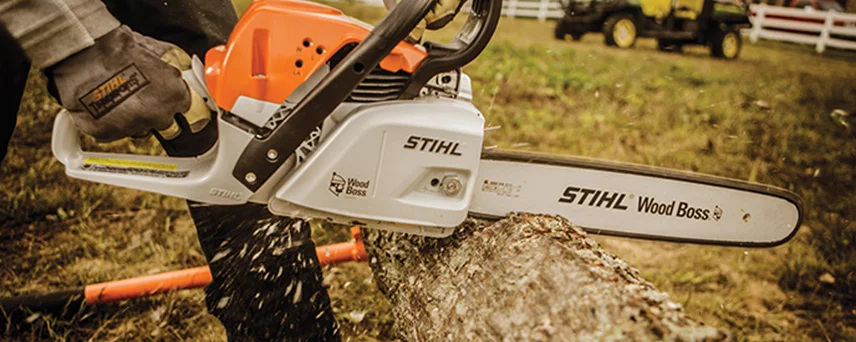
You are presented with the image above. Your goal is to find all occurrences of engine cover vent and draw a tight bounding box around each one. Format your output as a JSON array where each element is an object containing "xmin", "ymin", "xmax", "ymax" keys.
[{"xmin": 347, "ymin": 68, "xmax": 411, "ymax": 103}]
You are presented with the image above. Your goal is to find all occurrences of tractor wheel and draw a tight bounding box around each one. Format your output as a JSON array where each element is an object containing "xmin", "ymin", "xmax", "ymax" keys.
[
  {"xmin": 554, "ymin": 24, "xmax": 566, "ymax": 40},
  {"xmin": 710, "ymin": 27, "xmax": 741, "ymax": 59},
  {"xmin": 603, "ymin": 13, "xmax": 637, "ymax": 48}
]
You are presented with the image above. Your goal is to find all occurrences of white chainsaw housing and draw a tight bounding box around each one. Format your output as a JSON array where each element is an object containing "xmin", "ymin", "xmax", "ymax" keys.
[{"xmin": 269, "ymin": 98, "xmax": 485, "ymax": 237}]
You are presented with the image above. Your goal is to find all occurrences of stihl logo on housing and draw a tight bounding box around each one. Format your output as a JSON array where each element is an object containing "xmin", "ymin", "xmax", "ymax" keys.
[
  {"xmin": 403, "ymin": 136, "xmax": 462, "ymax": 156},
  {"xmin": 558, "ymin": 186, "xmax": 629, "ymax": 210},
  {"xmin": 79, "ymin": 64, "xmax": 149, "ymax": 119}
]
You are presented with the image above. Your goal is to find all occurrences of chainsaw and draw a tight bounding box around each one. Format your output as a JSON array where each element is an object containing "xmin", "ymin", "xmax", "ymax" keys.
[{"xmin": 51, "ymin": 0, "xmax": 801, "ymax": 246}]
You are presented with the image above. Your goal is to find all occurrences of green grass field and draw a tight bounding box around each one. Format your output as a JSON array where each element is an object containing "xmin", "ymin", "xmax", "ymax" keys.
[{"xmin": 2, "ymin": 1, "xmax": 855, "ymax": 340}]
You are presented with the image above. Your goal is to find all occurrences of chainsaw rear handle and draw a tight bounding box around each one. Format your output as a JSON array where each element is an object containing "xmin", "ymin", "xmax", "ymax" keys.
[
  {"xmin": 400, "ymin": 0, "xmax": 503, "ymax": 99},
  {"xmin": 231, "ymin": 0, "xmax": 439, "ymax": 191},
  {"xmin": 51, "ymin": 56, "xmax": 260, "ymax": 206},
  {"xmin": 52, "ymin": 108, "xmax": 257, "ymax": 205}
]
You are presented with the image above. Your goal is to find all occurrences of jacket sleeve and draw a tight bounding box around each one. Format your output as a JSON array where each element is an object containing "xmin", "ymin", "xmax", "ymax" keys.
[{"xmin": 0, "ymin": 0, "xmax": 119, "ymax": 68}]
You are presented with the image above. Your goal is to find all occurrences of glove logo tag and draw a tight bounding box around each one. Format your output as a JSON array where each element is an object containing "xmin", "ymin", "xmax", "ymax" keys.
[{"xmin": 78, "ymin": 64, "xmax": 149, "ymax": 119}]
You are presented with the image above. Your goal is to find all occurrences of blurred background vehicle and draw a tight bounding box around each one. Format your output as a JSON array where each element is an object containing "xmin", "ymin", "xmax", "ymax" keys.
[{"xmin": 554, "ymin": 0, "xmax": 752, "ymax": 58}]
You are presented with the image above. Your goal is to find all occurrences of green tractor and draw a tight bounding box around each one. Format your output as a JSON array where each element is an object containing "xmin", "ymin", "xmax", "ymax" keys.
[{"xmin": 554, "ymin": 0, "xmax": 752, "ymax": 59}]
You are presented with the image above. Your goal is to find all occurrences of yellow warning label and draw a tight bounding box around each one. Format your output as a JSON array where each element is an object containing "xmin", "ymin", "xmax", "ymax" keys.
[{"xmin": 83, "ymin": 157, "xmax": 178, "ymax": 171}]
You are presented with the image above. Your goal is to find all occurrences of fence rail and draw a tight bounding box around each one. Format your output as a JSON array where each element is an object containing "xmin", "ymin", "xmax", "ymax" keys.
[
  {"xmin": 499, "ymin": 0, "xmax": 564, "ymax": 21},
  {"xmin": 748, "ymin": 4, "xmax": 856, "ymax": 52},
  {"xmin": 459, "ymin": 0, "xmax": 563, "ymax": 21}
]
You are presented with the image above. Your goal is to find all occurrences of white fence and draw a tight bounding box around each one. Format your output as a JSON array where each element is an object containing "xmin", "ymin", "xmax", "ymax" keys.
[
  {"xmin": 458, "ymin": 0, "xmax": 562, "ymax": 21},
  {"xmin": 748, "ymin": 4, "xmax": 856, "ymax": 52},
  {"xmin": 498, "ymin": 0, "xmax": 563, "ymax": 21},
  {"xmin": 367, "ymin": 0, "xmax": 564, "ymax": 20}
]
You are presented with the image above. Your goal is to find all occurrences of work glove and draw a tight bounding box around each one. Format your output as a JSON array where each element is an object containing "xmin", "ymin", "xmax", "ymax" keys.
[
  {"xmin": 384, "ymin": 0, "xmax": 467, "ymax": 42},
  {"xmin": 46, "ymin": 25, "xmax": 210, "ymax": 142}
]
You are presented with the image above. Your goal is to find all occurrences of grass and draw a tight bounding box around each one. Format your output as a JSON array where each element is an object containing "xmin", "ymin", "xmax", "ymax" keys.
[{"xmin": 2, "ymin": 0, "xmax": 855, "ymax": 340}]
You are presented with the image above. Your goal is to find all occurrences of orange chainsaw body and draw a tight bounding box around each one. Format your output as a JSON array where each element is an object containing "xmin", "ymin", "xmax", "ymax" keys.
[{"xmin": 203, "ymin": 0, "xmax": 428, "ymax": 112}]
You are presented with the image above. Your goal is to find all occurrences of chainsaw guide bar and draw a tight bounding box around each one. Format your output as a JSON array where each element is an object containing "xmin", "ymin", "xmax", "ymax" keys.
[{"xmin": 474, "ymin": 150, "xmax": 801, "ymax": 247}]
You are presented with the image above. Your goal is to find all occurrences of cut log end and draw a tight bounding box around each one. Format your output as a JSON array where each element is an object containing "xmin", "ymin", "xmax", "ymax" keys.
[{"xmin": 365, "ymin": 213, "xmax": 731, "ymax": 341}]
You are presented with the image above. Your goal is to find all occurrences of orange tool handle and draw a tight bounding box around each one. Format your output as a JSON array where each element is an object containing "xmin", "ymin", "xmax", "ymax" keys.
[
  {"xmin": 1, "ymin": 228, "xmax": 368, "ymax": 311},
  {"xmin": 84, "ymin": 266, "xmax": 213, "ymax": 304},
  {"xmin": 84, "ymin": 227, "xmax": 367, "ymax": 304}
]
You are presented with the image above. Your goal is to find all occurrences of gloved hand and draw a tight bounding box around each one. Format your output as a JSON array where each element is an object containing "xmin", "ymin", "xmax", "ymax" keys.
[
  {"xmin": 46, "ymin": 25, "xmax": 210, "ymax": 142},
  {"xmin": 384, "ymin": 0, "xmax": 466, "ymax": 42}
]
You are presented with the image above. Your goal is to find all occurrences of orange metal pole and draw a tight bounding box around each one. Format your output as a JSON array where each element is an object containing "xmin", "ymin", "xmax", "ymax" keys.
[
  {"xmin": 316, "ymin": 226, "xmax": 368, "ymax": 266},
  {"xmin": 84, "ymin": 266, "xmax": 212, "ymax": 304},
  {"xmin": 83, "ymin": 227, "xmax": 368, "ymax": 305}
]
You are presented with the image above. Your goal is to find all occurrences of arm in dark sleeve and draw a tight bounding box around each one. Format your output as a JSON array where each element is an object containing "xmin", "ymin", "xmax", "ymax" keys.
[{"xmin": 0, "ymin": 0, "xmax": 119, "ymax": 68}]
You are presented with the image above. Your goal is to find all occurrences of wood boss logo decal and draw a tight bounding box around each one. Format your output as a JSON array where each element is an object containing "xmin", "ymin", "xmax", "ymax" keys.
[
  {"xmin": 329, "ymin": 172, "xmax": 369, "ymax": 197},
  {"xmin": 79, "ymin": 64, "xmax": 149, "ymax": 119},
  {"xmin": 559, "ymin": 186, "xmax": 723, "ymax": 222}
]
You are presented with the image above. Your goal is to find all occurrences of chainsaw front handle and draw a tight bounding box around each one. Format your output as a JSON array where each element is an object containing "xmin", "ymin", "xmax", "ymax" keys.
[{"xmin": 401, "ymin": 0, "xmax": 504, "ymax": 98}]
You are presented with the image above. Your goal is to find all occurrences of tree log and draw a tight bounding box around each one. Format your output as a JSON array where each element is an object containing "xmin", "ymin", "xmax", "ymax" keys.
[{"xmin": 365, "ymin": 214, "xmax": 730, "ymax": 341}]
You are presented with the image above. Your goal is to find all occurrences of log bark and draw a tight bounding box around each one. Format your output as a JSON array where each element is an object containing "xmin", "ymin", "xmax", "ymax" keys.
[{"xmin": 365, "ymin": 213, "xmax": 730, "ymax": 341}]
